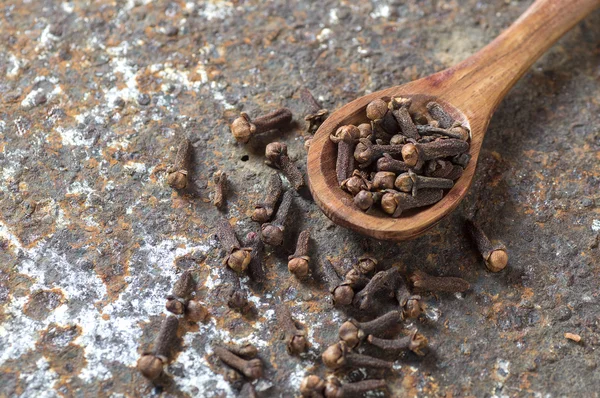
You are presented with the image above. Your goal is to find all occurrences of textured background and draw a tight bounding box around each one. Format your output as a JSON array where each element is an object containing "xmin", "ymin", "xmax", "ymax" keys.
[{"xmin": 1, "ymin": 0, "xmax": 600, "ymax": 397}]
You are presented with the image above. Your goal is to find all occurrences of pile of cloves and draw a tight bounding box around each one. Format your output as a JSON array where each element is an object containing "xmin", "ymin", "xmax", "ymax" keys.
[{"xmin": 333, "ymin": 98, "xmax": 471, "ymax": 217}]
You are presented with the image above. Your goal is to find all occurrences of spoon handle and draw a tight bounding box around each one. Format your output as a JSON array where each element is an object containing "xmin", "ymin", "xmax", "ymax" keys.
[{"xmin": 434, "ymin": 0, "xmax": 599, "ymax": 115}]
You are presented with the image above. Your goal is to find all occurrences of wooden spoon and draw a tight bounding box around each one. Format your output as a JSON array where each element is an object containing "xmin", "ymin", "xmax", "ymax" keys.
[{"xmin": 307, "ymin": 0, "xmax": 599, "ymax": 241}]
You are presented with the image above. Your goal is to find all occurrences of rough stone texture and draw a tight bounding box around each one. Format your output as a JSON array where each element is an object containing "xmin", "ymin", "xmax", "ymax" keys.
[{"xmin": 1, "ymin": 1, "xmax": 599, "ymax": 397}]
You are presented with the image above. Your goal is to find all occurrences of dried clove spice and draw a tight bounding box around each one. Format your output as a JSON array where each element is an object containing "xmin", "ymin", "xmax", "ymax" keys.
[
  {"xmin": 353, "ymin": 267, "xmax": 402, "ymax": 311},
  {"xmin": 376, "ymin": 153, "xmax": 409, "ymax": 173},
  {"xmin": 246, "ymin": 232, "xmax": 266, "ymax": 282},
  {"xmin": 322, "ymin": 341, "xmax": 394, "ymax": 370},
  {"xmin": 219, "ymin": 265, "xmax": 248, "ymax": 310},
  {"xmin": 338, "ymin": 310, "xmax": 403, "ymax": 348},
  {"xmin": 465, "ymin": 219, "xmax": 508, "ymax": 272},
  {"xmin": 401, "ymin": 139, "xmax": 469, "ymax": 169},
  {"xmin": 167, "ymin": 138, "xmax": 192, "ymax": 190},
  {"xmin": 239, "ymin": 382, "xmax": 258, "ymax": 398},
  {"xmin": 276, "ymin": 304, "xmax": 308, "ymax": 355},
  {"xmin": 354, "ymin": 139, "xmax": 404, "ymax": 167},
  {"xmin": 324, "ymin": 376, "xmax": 387, "ymax": 398},
  {"xmin": 261, "ymin": 190, "xmax": 293, "ymax": 246},
  {"xmin": 300, "ymin": 375, "xmax": 326, "ymax": 398},
  {"xmin": 265, "ymin": 142, "xmax": 305, "ymax": 191},
  {"xmin": 389, "ymin": 97, "xmax": 419, "ymax": 140},
  {"xmin": 353, "ymin": 190, "xmax": 382, "ymax": 211},
  {"xmin": 137, "ymin": 316, "xmax": 179, "ymax": 380},
  {"xmin": 380, "ymin": 189, "xmax": 444, "ymax": 218},
  {"xmin": 212, "ymin": 170, "xmax": 227, "ymax": 209},
  {"xmin": 367, "ymin": 330, "xmax": 428, "ymax": 356},
  {"xmin": 213, "ymin": 345, "xmax": 263, "ymax": 380},
  {"xmin": 371, "ymin": 171, "xmax": 396, "ymax": 190},
  {"xmin": 341, "ymin": 170, "xmax": 371, "ymax": 195},
  {"xmin": 288, "ymin": 230, "xmax": 311, "ymax": 278},
  {"xmin": 320, "ymin": 259, "xmax": 355, "ymax": 306},
  {"xmin": 223, "ymin": 342, "xmax": 259, "ymax": 359},
  {"xmin": 366, "ymin": 99, "xmax": 398, "ymax": 136},
  {"xmin": 330, "ymin": 125, "xmax": 361, "ymax": 184},
  {"xmin": 395, "ymin": 281, "xmax": 423, "ymax": 319},
  {"xmin": 301, "ymin": 87, "xmax": 329, "ymax": 134},
  {"xmin": 231, "ymin": 108, "xmax": 292, "ymax": 144},
  {"xmin": 252, "ymin": 173, "xmax": 283, "ymax": 223},
  {"xmin": 216, "ymin": 218, "xmax": 252, "ymax": 273},
  {"xmin": 395, "ymin": 169, "xmax": 454, "ymax": 196},
  {"xmin": 410, "ymin": 270, "xmax": 470, "ymax": 293},
  {"xmin": 166, "ymin": 270, "xmax": 195, "ymax": 315}
]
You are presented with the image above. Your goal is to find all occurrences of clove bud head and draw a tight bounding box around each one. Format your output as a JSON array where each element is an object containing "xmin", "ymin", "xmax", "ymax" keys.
[
  {"xmin": 261, "ymin": 224, "xmax": 284, "ymax": 246},
  {"xmin": 137, "ymin": 354, "xmax": 164, "ymax": 380},
  {"xmin": 401, "ymin": 143, "xmax": 419, "ymax": 167},
  {"xmin": 226, "ymin": 248, "xmax": 252, "ymax": 273},
  {"xmin": 166, "ymin": 171, "xmax": 187, "ymax": 190},
  {"xmin": 231, "ymin": 113, "xmax": 255, "ymax": 143},
  {"xmin": 322, "ymin": 342, "xmax": 345, "ymax": 370},
  {"xmin": 486, "ymin": 248, "xmax": 508, "ymax": 272},
  {"xmin": 300, "ymin": 375, "xmax": 326, "ymax": 397},
  {"xmin": 165, "ymin": 297, "xmax": 185, "ymax": 315},
  {"xmin": 185, "ymin": 300, "xmax": 209, "ymax": 323},
  {"xmin": 332, "ymin": 285, "xmax": 354, "ymax": 306},
  {"xmin": 243, "ymin": 358, "xmax": 264, "ymax": 380},
  {"xmin": 288, "ymin": 256, "xmax": 310, "ymax": 278},
  {"xmin": 338, "ymin": 320, "xmax": 362, "ymax": 348}
]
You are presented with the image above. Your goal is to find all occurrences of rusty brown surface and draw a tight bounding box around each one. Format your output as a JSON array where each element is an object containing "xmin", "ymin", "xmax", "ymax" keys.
[{"xmin": 1, "ymin": 0, "xmax": 599, "ymax": 397}]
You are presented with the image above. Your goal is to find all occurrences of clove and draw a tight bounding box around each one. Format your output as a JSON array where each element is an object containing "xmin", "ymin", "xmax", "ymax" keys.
[
  {"xmin": 261, "ymin": 190, "xmax": 293, "ymax": 246},
  {"xmin": 288, "ymin": 229, "xmax": 311, "ymax": 278},
  {"xmin": 410, "ymin": 270, "xmax": 470, "ymax": 293},
  {"xmin": 167, "ymin": 138, "xmax": 192, "ymax": 190},
  {"xmin": 224, "ymin": 342, "xmax": 258, "ymax": 359},
  {"xmin": 366, "ymin": 99, "xmax": 399, "ymax": 135},
  {"xmin": 322, "ymin": 341, "xmax": 394, "ymax": 371},
  {"xmin": 330, "ymin": 125, "xmax": 361, "ymax": 184},
  {"xmin": 367, "ymin": 330, "xmax": 428, "ymax": 356},
  {"xmin": 301, "ymin": 87, "xmax": 329, "ymax": 134},
  {"xmin": 320, "ymin": 259, "xmax": 354, "ymax": 306},
  {"xmin": 265, "ymin": 142, "xmax": 305, "ymax": 191},
  {"xmin": 353, "ymin": 267, "xmax": 402, "ymax": 311},
  {"xmin": 353, "ymin": 190, "xmax": 382, "ymax": 211},
  {"xmin": 401, "ymin": 139, "xmax": 469, "ymax": 169},
  {"xmin": 381, "ymin": 189, "xmax": 443, "ymax": 217},
  {"xmin": 389, "ymin": 97, "xmax": 419, "ymax": 140},
  {"xmin": 252, "ymin": 173, "xmax": 283, "ymax": 223},
  {"xmin": 218, "ymin": 265, "xmax": 248, "ymax": 310},
  {"xmin": 354, "ymin": 138, "xmax": 404, "ymax": 167},
  {"xmin": 416, "ymin": 123, "xmax": 468, "ymax": 140},
  {"xmin": 395, "ymin": 169, "xmax": 454, "ymax": 196},
  {"xmin": 395, "ymin": 282, "xmax": 423, "ymax": 319},
  {"xmin": 324, "ymin": 376, "xmax": 387, "ymax": 398},
  {"xmin": 246, "ymin": 232, "xmax": 266, "ymax": 282},
  {"xmin": 231, "ymin": 108, "xmax": 292, "ymax": 144},
  {"xmin": 341, "ymin": 170, "xmax": 371, "ymax": 195},
  {"xmin": 371, "ymin": 171, "xmax": 396, "ymax": 190},
  {"xmin": 137, "ymin": 316, "xmax": 179, "ymax": 380},
  {"xmin": 213, "ymin": 345, "xmax": 263, "ymax": 380},
  {"xmin": 338, "ymin": 310, "xmax": 403, "ymax": 348},
  {"xmin": 465, "ymin": 219, "xmax": 508, "ymax": 272},
  {"xmin": 376, "ymin": 153, "xmax": 409, "ymax": 173},
  {"xmin": 300, "ymin": 375, "xmax": 326, "ymax": 398},
  {"xmin": 166, "ymin": 270, "xmax": 195, "ymax": 315},
  {"xmin": 276, "ymin": 303, "xmax": 308, "ymax": 355},
  {"xmin": 212, "ymin": 170, "xmax": 227, "ymax": 209},
  {"xmin": 216, "ymin": 218, "xmax": 252, "ymax": 273}
]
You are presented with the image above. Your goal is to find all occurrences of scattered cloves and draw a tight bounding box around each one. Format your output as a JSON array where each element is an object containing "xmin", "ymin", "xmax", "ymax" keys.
[
  {"xmin": 324, "ymin": 376, "xmax": 387, "ymax": 398},
  {"xmin": 426, "ymin": 101, "xmax": 455, "ymax": 129},
  {"xmin": 465, "ymin": 219, "xmax": 508, "ymax": 272},
  {"xmin": 288, "ymin": 229, "xmax": 311, "ymax": 278},
  {"xmin": 330, "ymin": 125, "xmax": 361, "ymax": 184},
  {"xmin": 231, "ymin": 108, "xmax": 292, "ymax": 144},
  {"xmin": 261, "ymin": 190, "xmax": 293, "ymax": 246},
  {"xmin": 276, "ymin": 303, "xmax": 308, "ymax": 355},
  {"xmin": 167, "ymin": 138, "xmax": 191, "ymax": 190},
  {"xmin": 246, "ymin": 232, "xmax": 266, "ymax": 282},
  {"xmin": 213, "ymin": 345, "xmax": 263, "ymax": 380},
  {"xmin": 219, "ymin": 265, "xmax": 248, "ymax": 310},
  {"xmin": 252, "ymin": 173, "xmax": 283, "ymax": 223},
  {"xmin": 367, "ymin": 330, "xmax": 428, "ymax": 356},
  {"xmin": 301, "ymin": 87, "xmax": 329, "ymax": 134},
  {"xmin": 166, "ymin": 270, "xmax": 195, "ymax": 315},
  {"xmin": 410, "ymin": 270, "xmax": 470, "ymax": 293},
  {"xmin": 338, "ymin": 310, "xmax": 403, "ymax": 348},
  {"xmin": 395, "ymin": 282, "xmax": 423, "ymax": 319},
  {"xmin": 322, "ymin": 341, "xmax": 394, "ymax": 371},
  {"xmin": 321, "ymin": 259, "xmax": 355, "ymax": 306},
  {"xmin": 212, "ymin": 170, "xmax": 227, "ymax": 209},
  {"xmin": 265, "ymin": 142, "xmax": 305, "ymax": 190},
  {"xmin": 137, "ymin": 316, "xmax": 179, "ymax": 380},
  {"xmin": 216, "ymin": 218, "xmax": 252, "ymax": 273}
]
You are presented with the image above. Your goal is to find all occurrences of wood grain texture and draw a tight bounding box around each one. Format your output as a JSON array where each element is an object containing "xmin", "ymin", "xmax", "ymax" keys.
[{"xmin": 307, "ymin": 0, "xmax": 600, "ymax": 241}]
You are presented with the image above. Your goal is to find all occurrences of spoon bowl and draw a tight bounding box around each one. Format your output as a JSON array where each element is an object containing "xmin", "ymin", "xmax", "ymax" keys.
[{"xmin": 307, "ymin": 0, "xmax": 599, "ymax": 241}]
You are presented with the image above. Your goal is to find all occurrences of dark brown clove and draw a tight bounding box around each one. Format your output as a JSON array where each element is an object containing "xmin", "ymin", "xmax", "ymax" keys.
[
  {"xmin": 185, "ymin": 299, "xmax": 209, "ymax": 323},
  {"xmin": 401, "ymin": 139, "xmax": 469, "ymax": 169},
  {"xmin": 354, "ymin": 138, "xmax": 404, "ymax": 167},
  {"xmin": 353, "ymin": 267, "xmax": 402, "ymax": 311},
  {"xmin": 239, "ymin": 382, "xmax": 258, "ymax": 398},
  {"xmin": 246, "ymin": 232, "xmax": 266, "ymax": 282},
  {"xmin": 322, "ymin": 341, "xmax": 394, "ymax": 371},
  {"xmin": 320, "ymin": 260, "xmax": 354, "ymax": 306},
  {"xmin": 395, "ymin": 169, "xmax": 454, "ymax": 196},
  {"xmin": 355, "ymin": 255, "xmax": 377, "ymax": 275},
  {"xmin": 338, "ymin": 310, "xmax": 403, "ymax": 348},
  {"xmin": 137, "ymin": 316, "xmax": 179, "ymax": 380},
  {"xmin": 212, "ymin": 170, "xmax": 227, "ymax": 209},
  {"xmin": 341, "ymin": 170, "xmax": 371, "ymax": 195},
  {"xmin": 300, "ymin": 375, "xmax": 326, "ymax": 398},
  {"xmin": 366, "ymin": 99, "xmax": 398, "ymax": 135},
  {"xmin": 353, "ymin": 190, "xmax": 382, "ymax": 211},
  {"xmin": 367, "ymin": 330, "xmax": 428, "ymax": 356},
  {"xmin": 167, "ymin": 138, "xmax": 192, "ymax": 190},
  {"xmin": 425, "ymin": 101, "xmax": 455, "ymax": 129},
  {"xmin": 252, "ymin": 173, "xmax": 283, "ymax": 223},
  {"xmin": 371, "ymin": 171, "xmax": 396, "ymax": 190},
  {"xmin": 224, "ymin": 342, "xmax": 258, "ymax": 359},
  {"xmin": 213, "ymin": 345, "xmax": 263, "ymax": 380},
  {"xmin": 216, "ymin": 218, "xmax": 252, "ymax": 273},
  {"xmin": 416, "ymin": 124, "xmax": 467, "ymax": 140},
  {"xmin": 166, "ymin": 270, "xmax": 195, "ymax": 315},
  {"xmin": 465, "ymin": 219, "xmax": 508, "ymax": 272},
  {"xmin": 395, "ymin": 282, "xmax": 423, "ymax": 319},
  {"xmin": 276, "ymin": 304, "xmax": 308, "ymax": 355},
  {"xmin": 389, "ymin": 97, "xmax": 419, "ymax": 140},
  {"xmin": 231, "ymin": 108, "xmax": 292, "ymax": 144},
  {"xmin": 265, "ymin": 142, "xmax": 305, "ymax": 190},
  {"xmin": 357, "ymin": 123, "xmax": 373, "ymax": 140},
  {"xmin": 261, "ymin": 190, "xmax": 293, "ymax": 246},
  {"xmin": 452, "ymin": 153, "xmax": 472, "ymax": 168},
  {"xmin": 218, "ymin": 265, "xmax": 248, "ymax": 310},
  {"xmin": 410, "ymin": 270, "xmax": 470, "ymax": 293},
  {"xmin": 324, "ymin": 376, "xmax": 387, "ymax": 398},
  {"xmin": 380, "ymin": 189, "xmax": 443, "ymax": 217},
  {"xmin": 301, "ymin": 88, "xmax": 329, "ymax": 134},
  {"xmin": 288, "ymin": 230, "xmax": 311, "ymax": 278},
  {"xmin": 376, "ymin": 153, "xmax": 409, "ymax": 173},
  {"xmin": 330, "ymin": 125, "xmax": 361, "ymax": 184}
]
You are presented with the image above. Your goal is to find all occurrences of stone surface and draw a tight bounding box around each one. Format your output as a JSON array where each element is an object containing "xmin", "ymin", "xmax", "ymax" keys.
[{"xmin": 1, "ymin": 1, "xmax": 599, "ymax": 397}]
